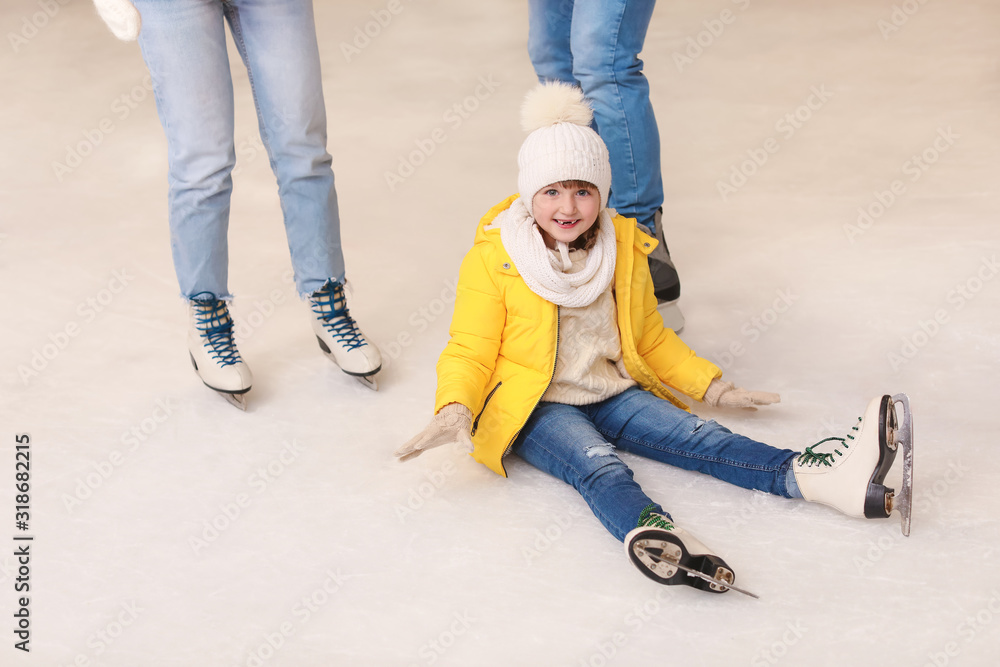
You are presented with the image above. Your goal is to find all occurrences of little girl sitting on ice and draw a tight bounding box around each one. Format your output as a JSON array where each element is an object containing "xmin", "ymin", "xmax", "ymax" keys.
[{"xmin": 395, "ymin": 83, "xmax": 913, "ymax": 596}]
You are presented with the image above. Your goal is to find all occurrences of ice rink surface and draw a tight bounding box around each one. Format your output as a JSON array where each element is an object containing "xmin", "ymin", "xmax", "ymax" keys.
[{"xmin": 2, "ymin": 0, "xmax": 999, "ymax": 665}]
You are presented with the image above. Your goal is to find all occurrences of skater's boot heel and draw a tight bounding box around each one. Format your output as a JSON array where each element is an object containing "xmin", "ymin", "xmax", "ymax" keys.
[
  {"xmin": 864, "ymin": 482, "xmax": 895, "ymax": 520},
  {"xmin": 687, "ymin": 553, "xmax": 736, "ymax": 594}
]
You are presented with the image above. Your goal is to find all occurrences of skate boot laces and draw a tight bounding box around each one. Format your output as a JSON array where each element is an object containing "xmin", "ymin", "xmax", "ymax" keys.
[
  {"xmin": 636, "ymin": 505, "xmax": 675, "ymax": 530},
  {"xmin": 190, "ymin": 293, "xmax": 242, "ymax": 367},
  {"xmin": 797, "ymin": 417, "xmax": 861, "ymax": 467},
  {"xmin": 311, "ymin": 280, "xmax": 367, "ymax": 351}
]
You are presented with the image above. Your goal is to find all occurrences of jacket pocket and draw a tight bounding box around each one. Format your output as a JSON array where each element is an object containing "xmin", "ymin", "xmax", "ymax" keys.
[{"xmin": 471, "ymin": 381, "xmax": 502, "ymax": 436}]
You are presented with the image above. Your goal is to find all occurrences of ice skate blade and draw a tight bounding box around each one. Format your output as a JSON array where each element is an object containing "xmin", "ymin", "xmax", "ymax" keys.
[
  {"xmin": 338, "ymin": 365, "xmax": 380, "ymax": 391},
  {"xmin": 220, "ymin": 391, "xmax": 247, "ymax": 410},
  {"xmin": 890, "ymin": 393, "xmax": 914, "ymax": 537},
  {"xmin": 331, "ymin": 366, "xmax": 379, "ymax": 391},
  {"xmin": 634, "ymin": 546, "xmax": 759, "ymax": 599},
  {"xmin": 354, "ymin": 374, "xmax": 378, "ymax": 391}
]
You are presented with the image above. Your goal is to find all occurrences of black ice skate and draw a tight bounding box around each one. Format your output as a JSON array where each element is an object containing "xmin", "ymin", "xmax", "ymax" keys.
[
  {"xmin": 625, "ymin": 508, "xmax": 758, "ymax": 598},
  {"xmin": 638, "ymin": 210, "xmax": 684, "ymax": 332},
  {"xmin": 794, "ymin": 393, "xmax": 914, "ymax": 536}
]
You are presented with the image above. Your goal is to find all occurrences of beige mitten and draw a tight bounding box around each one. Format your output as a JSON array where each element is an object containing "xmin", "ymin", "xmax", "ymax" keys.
[
  {"xmin": 394, "ymin": 403, "xmax": 474, "ymax": 462},
  {"xmin": 702, "ymin": 379, "xmax": 780, "ymax": 410},
  {"xmin": 93, "ymin": 0, "xmax": 141, "ymax": 41}
]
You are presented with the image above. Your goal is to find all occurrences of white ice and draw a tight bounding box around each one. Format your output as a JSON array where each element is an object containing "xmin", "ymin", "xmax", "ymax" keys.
[{"xmin": 2, "ymin": 0, "xmax": 999, "ymax": 665}]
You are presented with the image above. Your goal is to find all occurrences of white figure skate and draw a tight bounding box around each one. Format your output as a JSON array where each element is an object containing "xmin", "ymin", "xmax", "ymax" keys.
[
  {"xmin": 187, "ymin": 294, "xmax": 253, "ymax": 410},
  {"xmin": 794, "ymin": 393, "xmax": 914, "ymax": 536},
  {"xmin": 309, "ymin": 280, "xmax": 382, "ymax": 390}
]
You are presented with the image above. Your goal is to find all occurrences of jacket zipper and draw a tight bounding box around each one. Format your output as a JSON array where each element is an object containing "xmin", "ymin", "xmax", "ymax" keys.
[
  {"xmin": 500, "ymin": 307, "xmax": 560, "ymax": 474},
  {"xmin": 471, "ymin": 381, "xmax": 503, "ymax": 436}
]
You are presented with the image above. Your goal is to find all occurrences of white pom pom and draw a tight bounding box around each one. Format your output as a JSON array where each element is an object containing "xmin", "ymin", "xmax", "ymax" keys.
[{"xmin": 520, "ymin": 82, "xmax": 593, "ymax": 133}]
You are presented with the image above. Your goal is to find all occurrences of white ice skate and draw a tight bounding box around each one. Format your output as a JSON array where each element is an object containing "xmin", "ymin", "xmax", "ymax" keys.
[
  {"xmin": 625, "ymin": 509, "xmax": 757, "ymax": 598},
  {"xmin": 309, "ymin": 280, "xmax": 382, "ymax": 390},
  {"xmin": 794, "ymin": 394, "xmax": 914, "ymax": 536},
  {"xmin": 187, "ymin": 294, "xmax": 253, "ymax": 410}
]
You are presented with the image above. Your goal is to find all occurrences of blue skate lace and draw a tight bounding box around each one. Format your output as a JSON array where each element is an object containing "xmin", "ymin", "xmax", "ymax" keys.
[
  {"xmin": 310, "ymin": 280, "xmax": 367, "ymax": 351},
  {"xmin": 190, "ymin": 293, "xmax": 242, "ymax": 367},
  {"xmin": 797, "ymin": 417, "xmax": 862, "ymax": 467}
]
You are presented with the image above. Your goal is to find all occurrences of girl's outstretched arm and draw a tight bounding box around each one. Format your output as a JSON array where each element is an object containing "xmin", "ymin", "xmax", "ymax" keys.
[{"xmin": 434, "ymin": 246, "xmax": 506, "ymax": 415}]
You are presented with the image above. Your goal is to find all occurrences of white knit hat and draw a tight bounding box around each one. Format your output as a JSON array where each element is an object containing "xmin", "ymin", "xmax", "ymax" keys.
[{"xmin": 517, "ymin": 82, "xmax": 612, "ymax": 219}]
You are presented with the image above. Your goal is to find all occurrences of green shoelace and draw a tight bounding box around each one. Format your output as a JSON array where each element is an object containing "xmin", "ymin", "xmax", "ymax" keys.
[
  {"xmin": 797, "ymin": 416, "xmax": 862, "ymax": 467},
  {"xmin": 636, "ymin": 504, "xmax": 675, "ymax": 530}
]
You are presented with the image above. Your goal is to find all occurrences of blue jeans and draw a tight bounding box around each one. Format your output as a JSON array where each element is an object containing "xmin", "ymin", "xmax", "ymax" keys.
[
  {"xmin": 527, "ymin": 0, "xmax": 662, "ymax": 231},
  {"xmin": 134, "ymin": 0, "xmax": 344, "ymax": 299},
  {"xmin": 512, "ymin": 387, "xmax": 798, "ymax": 541}
]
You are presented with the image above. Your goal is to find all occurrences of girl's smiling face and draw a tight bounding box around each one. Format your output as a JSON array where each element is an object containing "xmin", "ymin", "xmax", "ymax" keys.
[{"xmin": 531, "ymin": 181, "xmax": 600, "ymax": 249}]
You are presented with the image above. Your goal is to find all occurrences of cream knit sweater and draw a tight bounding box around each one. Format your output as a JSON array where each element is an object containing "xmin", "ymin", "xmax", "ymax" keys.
[{"xmin": 540, "ymin": 247, "xmax": 637, "ymax": 406}]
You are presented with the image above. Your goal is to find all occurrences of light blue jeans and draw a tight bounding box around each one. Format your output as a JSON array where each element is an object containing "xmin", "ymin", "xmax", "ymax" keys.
[
  {"xmin": 512, "ymin": 387, "xmax": 799, "ymax": 541},
  {"xmin": 134, "ymin": 0, "xmax": 344, "ymax": 299},
  {"xmin": 527, "ymin": 0, "xmax": 662, "ymax": 231}
]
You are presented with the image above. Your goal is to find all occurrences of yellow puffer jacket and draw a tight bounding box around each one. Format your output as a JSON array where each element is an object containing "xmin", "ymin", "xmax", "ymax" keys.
[{"xmin": 435, "ymin": 195, "xmax": 722, "ymax": 476}]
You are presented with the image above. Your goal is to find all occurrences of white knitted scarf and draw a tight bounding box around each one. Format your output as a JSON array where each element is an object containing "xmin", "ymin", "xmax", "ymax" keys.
[{"xmin": 497, "ymin": 197, "xmax": 616, "ymax": 308}]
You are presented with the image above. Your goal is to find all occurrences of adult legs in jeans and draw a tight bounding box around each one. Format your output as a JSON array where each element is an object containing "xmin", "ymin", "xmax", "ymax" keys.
[
  {"xmin": 527, "ymin": 0, "xmax": 681, "ymax": 310},
  {"xmin": 134, "ymin": 0, "xmax": 380, "ymax": 401},
  {"xmin": 527, "ymin": 0, "xmax": 661, "ymax": 232},
  {"xmin": 135, "ymin": 0, "xmax": 343, "ymax": 300},
  {"xmin": 513, "ymin": 388, "xmax": 799, "ymax": 542}
]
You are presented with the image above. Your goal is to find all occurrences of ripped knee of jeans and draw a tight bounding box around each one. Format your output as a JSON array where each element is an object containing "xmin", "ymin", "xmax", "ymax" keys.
[
  {"xmin": 691, "ymin": 418, "xmax": 718, "ymax": 434},
  {"xmin": 585, "ymin": 443, "xmax": 616, "ymax": 459}
]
